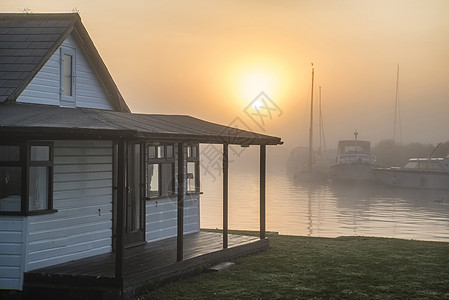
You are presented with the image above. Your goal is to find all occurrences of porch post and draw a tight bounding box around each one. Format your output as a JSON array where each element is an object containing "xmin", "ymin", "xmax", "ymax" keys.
[
  {"xmin": 115, "ymin": 139, "xmax": 126, "ymax": 279},
  {"xmin": 260, "ymin": 144, "xmax": 266, "ymax": 240},
  {"xmin": 223, "ymin": 144, "xmax": 228, "ymax": 249},
  {"xmin": 177, "ymin": 142, "xmax": 184, "ymax": 261}
]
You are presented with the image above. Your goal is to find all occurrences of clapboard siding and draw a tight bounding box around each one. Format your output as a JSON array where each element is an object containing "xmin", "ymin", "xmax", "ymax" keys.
[
  {"xmin": 28, "ymin": 221, "xmax": 111, "ymax": 244},
  {"xmin": 17, "ymin": 34, "xmax": 115, "ymax": 110},
  {"xmin": 29, "ymin": 210, "xmax": 112, "ymax": 232},
  {"xmin": 53, "ymin": 187, "xmax": 112, "ymax": 200},
  {"xmin": 145, "ymin": 195, "xmax": 200, "ymax": 242},
  {"xmin": 54, "ymin": 147, "xmax": 112, "ymax": 156},
  {"xmin": 16, "ymin": 48, "xmax": 60, "ymax": 106},
  {"xmin": 54, "ymin": 155, "xmax": 112, "ymax": 164},
  {"xmin": 65, "ymin": 35, "xmax": 113, "ymax": 110},
  {"xmin": 28, "ymin": 229, "xmax": 111, "ymax": 252},
  {"xmin": 54, "ymin": 164, "xmax": 112, "ymax": 173},
  {"xmin": 53, "ymin": 195, "xmax": 111, "ymax": 210},
  {"xmin": 27, "ymin": 239, "xmax": 111, "ymax": 264},
  {"xmin": 26, "ymin": 140, "xmax": 113, "ymax": 271},
  {"xmin": 0, "ymin": 216, "xmax": 27, "ymax": 290},
  {"xmin": 55, "ymin": 171, "xmax": 112, "ymax": 183},
  {"xmin": 54, "ymin": 178, "xmax": 112, "ymax": 191}
]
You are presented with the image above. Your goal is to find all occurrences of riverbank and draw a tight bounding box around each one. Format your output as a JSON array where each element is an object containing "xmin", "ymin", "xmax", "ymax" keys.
[{"xmin": 139, "ymin": 231, "xmax": 449, "ymax": 299}]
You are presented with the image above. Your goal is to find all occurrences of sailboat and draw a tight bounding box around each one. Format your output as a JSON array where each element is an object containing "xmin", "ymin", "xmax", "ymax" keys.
[
  {"xmin": 294, "ymin": 64, "xmax": 328, "ymax": 182},
  {"xmin": 315, "ymin": 86, "xmax": 330, "ymax": 174},
  {"xmin": 373, "ymin": 65, "xmax": 449, "ymax": 189},
  {"xmin": 329, "ymin": 64, "xmax": 400, "ymax": 183},
  {"xmin": 393, "ymin": 63, "xmax": 402, "ymax": 144}
]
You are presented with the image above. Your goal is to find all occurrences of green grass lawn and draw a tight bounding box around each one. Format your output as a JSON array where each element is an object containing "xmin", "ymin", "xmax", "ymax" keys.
[{"xmin": 139, "ymin": 232, "xmax": 449, "ymax": 299}]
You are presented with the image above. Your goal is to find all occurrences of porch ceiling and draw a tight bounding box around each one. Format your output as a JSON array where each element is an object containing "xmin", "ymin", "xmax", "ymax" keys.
[{"xmin": 0, "ymin": 103, "xmax": 282, "ymax": 145}]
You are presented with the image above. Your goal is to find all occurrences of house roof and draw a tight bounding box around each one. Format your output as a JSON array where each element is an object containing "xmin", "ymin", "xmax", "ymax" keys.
[
  {"xmin": 0, "ymin": 13, "xmax": 130, "ymax": 112},
  {"xmin": 0, "ymin": 14, "xmax": 282, "ymax": 146},
  {"xmin": 0, "ymin": 103, "xmax": 282, "ymax": 145}
]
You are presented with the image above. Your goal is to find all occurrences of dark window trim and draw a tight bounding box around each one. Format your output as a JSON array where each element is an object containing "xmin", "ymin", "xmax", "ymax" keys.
[
  {"xmin": 186, "ymin": 144, "xmax": 200, "ymax": 194},
  {"xmin": 145, "ymin": 193, "xmax": 178, "ymax": 201},
  {"xmin": 145, "ymin": 143, "xmax": 176, "ymax": 199},
  {"xmin": 26, "ymin": 209, "xmax": 58, "ymax": 216},
  {"xmin": 145, "ymin": 142, "xmax": 201, "ymax": 199},
  {"xmin": 158, "ymin": 162, "xmax": 175, "ymax": 198},
  {"xmin": 145, "ymin": 191, "xmax": 202, "ymax": 202},
  {"xmin": 0, "ymin": 141, "xmax": 56, "ymax": 216},
  {"xmin": 147, "ymin": 144, "xmax": 176, "ymax": 161},
  {"xmin": 60, "ymin": 47, "xmax": 76, "ymax": 104}
]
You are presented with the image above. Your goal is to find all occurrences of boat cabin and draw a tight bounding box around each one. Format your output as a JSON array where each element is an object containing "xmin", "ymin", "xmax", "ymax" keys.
[
  {"xmin": 335, "ymin": 140, "xmax": 376, "ymax": 165},
  {"xmin": 403, "ymin": 157, "xmax": 449, "ymax": 171},
  {"xmin": 375, "ymin": 155, "xmax": 449, "ymax": 189},
  {"xmin": 0, "ymin": 13, "xmax": 282, "ymax": 297}
]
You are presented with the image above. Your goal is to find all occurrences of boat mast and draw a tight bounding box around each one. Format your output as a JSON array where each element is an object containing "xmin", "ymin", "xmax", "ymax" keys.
[
  {"xmin": 318, "ymin": 86, "xmax": 326, "ymax": 160},
  {"xmin": 308, "ymin": 63, "xmax": 314, "ymax": 171},
  {"xmin": 393, "ymin": 63, "xmax": 402, "ymax": 144}
]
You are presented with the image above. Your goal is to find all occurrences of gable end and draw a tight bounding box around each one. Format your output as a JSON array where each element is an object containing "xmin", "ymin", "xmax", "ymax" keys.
[{"xmin": 0, "ymin": 13, "xmax": 130, "ymax": 112}]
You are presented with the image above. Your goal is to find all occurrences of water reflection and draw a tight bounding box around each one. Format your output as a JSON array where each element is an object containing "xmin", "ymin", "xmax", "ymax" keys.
[{"xmin": 200, "ymin": 170, "xmax": 449, "ymax": 242}]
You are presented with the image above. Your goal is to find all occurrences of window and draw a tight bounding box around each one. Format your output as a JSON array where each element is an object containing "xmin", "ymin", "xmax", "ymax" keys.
[
  {"xmin": 0, "ymin": 145, "xmax": 20, "ymax": 161},
  {"xmin": 404, "ymin": 161, "xmax": 418, "ymax": 169},
  {"xmin": 146, "ymin": 145, "xmax": 175, "ymax": 198},
  {"xmin": 0, "ymin": 142, "xmax": 54, "ymax": 215},
  {"xmin": 187, "ymin": 162, "xmax": 197, "ymax": 192},
  {"xmin": 147, "ymin": 163, "xmax": 159, "ymax": 197},
  {"xmin": 0, "ymin": 145, "xmax": 21, "ymax": 212},
  {"xmin": 186, "ymin": 144, "xmax": 199, "ymax": 193},
  {"xmin": 28, "ymin": 144, "xmax": 52, "ymax": 211},
  {"xmin": 418, "ymin": 162, "xmax": 428, "ymax": 169},
  {"xmin": 145, "ymin": 143, "xmax": 200, "ymax": 198},
  {"xmin": 63, "ymin": 54, "xmax": 73, "ymax": 96},
  {"xmin": 428, "ymin": 162, "xmax": 442, "ymax": 170},
  {"xmin": 60, "ymin": 47, "xmax": 76, "ymax": 106}
]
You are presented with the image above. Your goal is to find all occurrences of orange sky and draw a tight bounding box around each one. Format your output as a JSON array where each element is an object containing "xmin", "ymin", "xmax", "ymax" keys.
[{"xmin": 2, "ymin": 0, "xmax": 449, "ymax": 155}]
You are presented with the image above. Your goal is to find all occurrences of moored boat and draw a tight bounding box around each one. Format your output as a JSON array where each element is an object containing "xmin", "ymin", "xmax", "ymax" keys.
[
  {"xmin": 329, "ymin": 132, "xmax": 378, "ymax": 182},
  {"xmin": 293, "ymin": 64, "xmax": 328, "ymax": 182},
  {"xmin": 374, "ymin": 156, "xmax": 449, "ymax": 190}
]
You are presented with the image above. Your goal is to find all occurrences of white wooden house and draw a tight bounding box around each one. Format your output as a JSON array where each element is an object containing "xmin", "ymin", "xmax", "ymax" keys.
[{"xmin": 0, "ymin": 13, "xmax": 282, "ymax": 297}]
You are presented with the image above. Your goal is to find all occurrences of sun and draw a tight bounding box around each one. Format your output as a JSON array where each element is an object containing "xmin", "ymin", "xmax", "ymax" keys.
[
  {"xmin": 221, "ymin": 53, "xmax": 297, "ymax": 110},
  {"xmin": 238, "ymin": 68, "xmax": 278, "ymax": 101},
  {"xmin": 222, "ymin": 54, "xmax": 292, "ymax": 109}
]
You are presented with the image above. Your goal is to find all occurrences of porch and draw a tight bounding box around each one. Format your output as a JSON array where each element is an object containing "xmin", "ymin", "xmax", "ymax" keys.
[{"xmin": 23, "ymin": 231, "xmax": 269, "ymax": 298}]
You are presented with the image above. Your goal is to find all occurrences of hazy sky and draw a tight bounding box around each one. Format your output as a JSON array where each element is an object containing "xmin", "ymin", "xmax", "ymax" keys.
[{"xmin": 2, "ymin": 0, "xmax": 449, "ymax": 155}]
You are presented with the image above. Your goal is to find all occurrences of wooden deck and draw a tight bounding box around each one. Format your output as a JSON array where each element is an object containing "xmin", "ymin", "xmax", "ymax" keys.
[{"xmin": 23, "ymin": 232, "xmax": 269, "ymax": 299}]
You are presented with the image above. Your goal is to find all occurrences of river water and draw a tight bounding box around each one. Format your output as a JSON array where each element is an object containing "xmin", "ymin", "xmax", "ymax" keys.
[{"xmin": 200, "ymin": 163, "xmax": 449, "ymax": 242}]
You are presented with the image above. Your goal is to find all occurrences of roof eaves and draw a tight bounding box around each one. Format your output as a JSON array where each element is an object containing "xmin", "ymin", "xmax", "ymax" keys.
[{"xmin": 132, "ymin": 127, "xmax": 283, "ymax": 145}]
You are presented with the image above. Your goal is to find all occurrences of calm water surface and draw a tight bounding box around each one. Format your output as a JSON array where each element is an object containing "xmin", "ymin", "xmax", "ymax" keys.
[{"xmin": 200, "ymin": 168, "xmax": 449, "ymax": 242}]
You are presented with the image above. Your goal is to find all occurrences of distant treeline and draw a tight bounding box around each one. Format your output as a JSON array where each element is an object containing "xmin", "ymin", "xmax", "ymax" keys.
[{"xmin": 372, "ymin": 140, "xmax": 449, "ymax": 167}]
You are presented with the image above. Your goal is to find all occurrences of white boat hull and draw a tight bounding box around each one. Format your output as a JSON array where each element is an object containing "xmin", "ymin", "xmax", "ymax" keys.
[
  {"xmin": 375, "ymin": 168, "xmax": 449, "ymax": 190},
  {"xmin": 329, "ymin": 163, "xmax": 377, "ymax": 182}
]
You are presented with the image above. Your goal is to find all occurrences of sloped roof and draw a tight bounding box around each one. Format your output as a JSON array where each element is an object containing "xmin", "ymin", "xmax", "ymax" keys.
[
  {"xmin": 0, "ymin": 103, "xmax": 282, "ymax": 145},
  {"xmin": 0, "ymin": 13, "xmax": 129, "ymax": 112}
]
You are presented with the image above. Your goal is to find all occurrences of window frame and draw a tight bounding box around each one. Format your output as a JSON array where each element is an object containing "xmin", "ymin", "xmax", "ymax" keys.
[
  {"xmin": 186, "ymin": 144, "xmax": 200, "ymax": 194},
  {"xmin": 145, "ymin": 144, "xmax": 176, "ymax": 199},
  {"xmin": 0, "ymin": 141, "xmax": 55, "ymax": 216},
  {"xmin": 27, "ymin": 142, "xmax": 54, "ymax": 214},
  {"xmin": 60, "ymin": 47, "xmax": 76, "ymax": 106}
]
